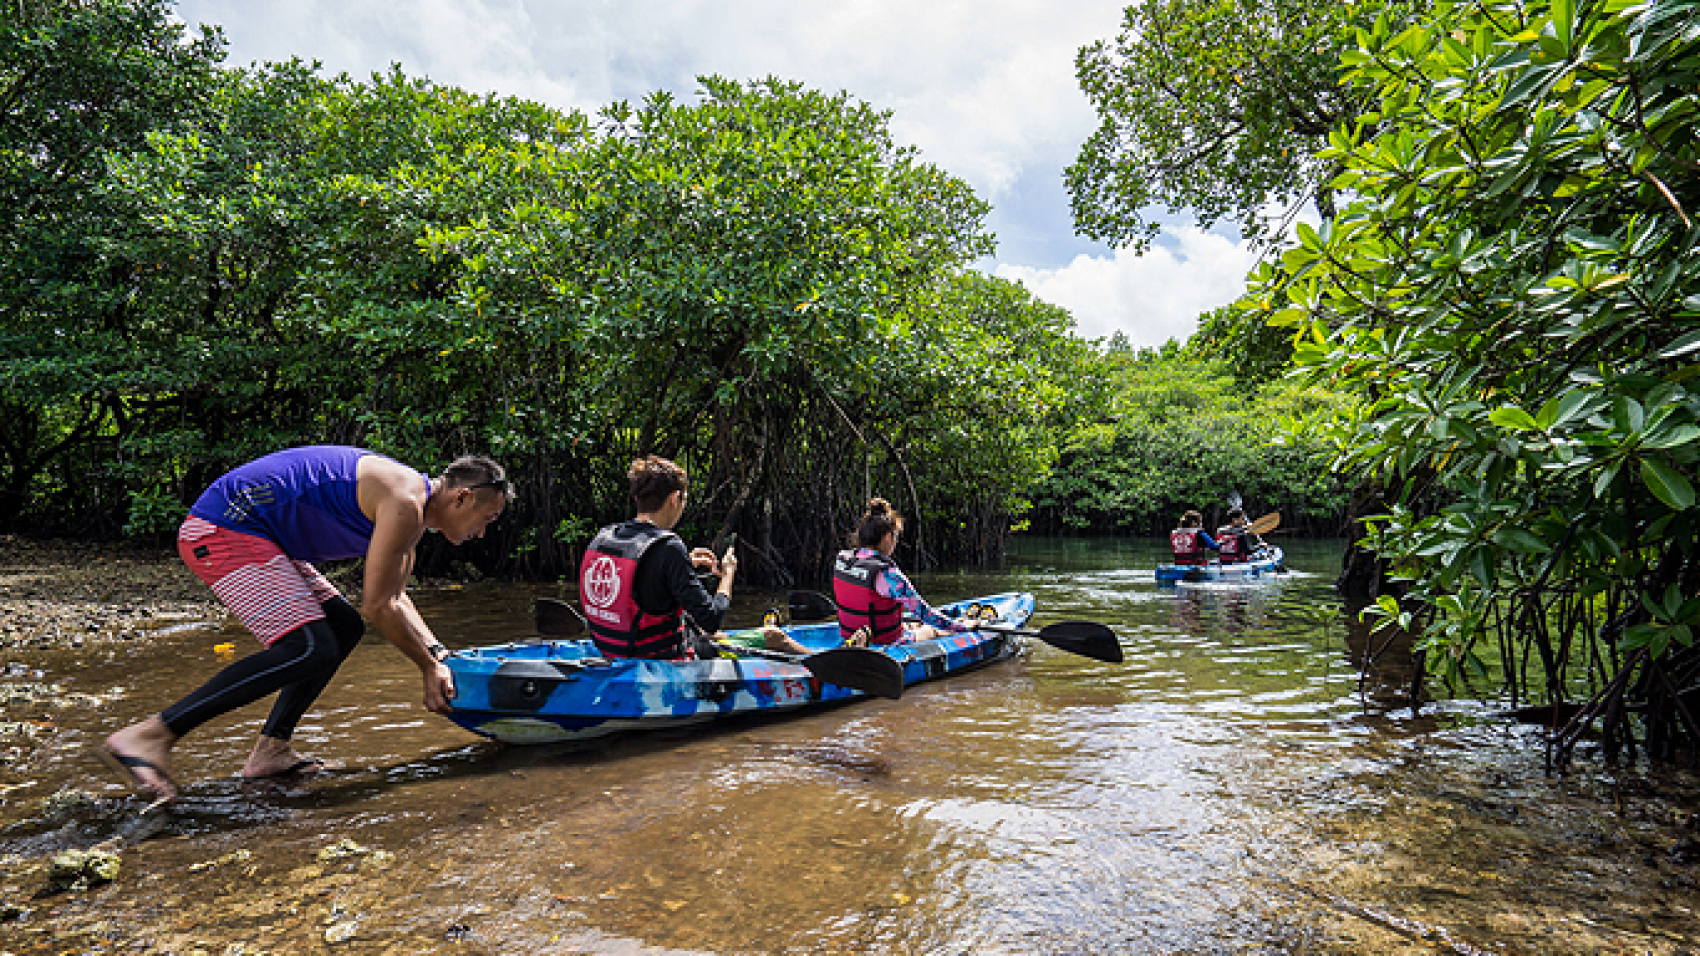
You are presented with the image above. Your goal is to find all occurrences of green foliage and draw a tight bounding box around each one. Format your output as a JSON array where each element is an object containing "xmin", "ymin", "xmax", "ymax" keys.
[
  {"xmin": 1251, "ymin": 0, "xmax": 1700, "ymax": 760},
  {"xmin": 1188, "ymin": 302, "xmax": 1299, "ymax": 385},
  {"xmin": 869, "ymin": 272, "xmax": 1099, "ymax": 559},
  {"xmin": 1069, "ymin": 0, "xmax": 1426, "ymax": 251},
  {"xmin": 417, "ymin": 73, "xmax": 1016, "ymax": 572},
  {"xmin": 0, "ymin": 0, "xmax": 224, "ymax": 532},
  {"xmin": 121, "ymin": 487, "xmax": 185, "ymax": 540},
  {"xmin": 1, "ymin": 14, "xmax": 1113, "ymax": 578},
  {"xmin": 2, "ymin": 4, "xmax": 1348, "ymax": 582},
  {"xmin": 1030, "ymin": 345, "xmax": 1352, "ymax": 534}
]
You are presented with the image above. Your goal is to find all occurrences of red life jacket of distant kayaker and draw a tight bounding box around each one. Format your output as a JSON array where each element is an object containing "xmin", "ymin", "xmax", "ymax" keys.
[
  {"xmin": 580, "ymin": 524, "xmax": 687, "ymax": 660},
  {"xmin": 1170, "ymin": 528, "xmax": 1211, "ymax": 565},
  {"xmin": 832, "ymin": 548, "xmax": 905, "ymax": 646},
  {"xmin": 1216, "ymin": 527, "xmax": 1247, "ymax": 563}
]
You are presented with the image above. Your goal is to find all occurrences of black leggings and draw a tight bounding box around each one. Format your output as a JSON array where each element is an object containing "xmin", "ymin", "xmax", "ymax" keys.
[{"xmin": 160, "ymin": 597, "xmax": 365, "ymax": 741}]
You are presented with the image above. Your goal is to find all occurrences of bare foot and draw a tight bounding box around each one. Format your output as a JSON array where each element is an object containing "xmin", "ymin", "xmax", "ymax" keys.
[
  {"xmin": 760, "ymin": 626, "xmax": 812, "ymax": 656},
  {"xmin": 241, "ymin": 736, "xmax": 338, "ymax": 779},
  {"xmin": 102, "ymin": 717, "xmax": 179, "ymax": 804}
]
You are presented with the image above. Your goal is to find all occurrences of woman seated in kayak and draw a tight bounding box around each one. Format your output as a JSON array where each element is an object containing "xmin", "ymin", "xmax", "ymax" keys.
[
  {"xmin": 833, "ymin": 498, "xmax": 973, "ymax": 646},
  {"xmin": 1214, "ymin": 507, "xmax": 1264, "ymax": 564},
  {"xmin": 1169, "ymin": 509, "xmax": 1219, "ymax": 566}
]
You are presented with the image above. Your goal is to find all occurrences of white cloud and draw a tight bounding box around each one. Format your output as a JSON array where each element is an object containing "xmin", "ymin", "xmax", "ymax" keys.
[{"xmin": 995, "ymin": 228, "xmax": 1262, "ymax": 348}]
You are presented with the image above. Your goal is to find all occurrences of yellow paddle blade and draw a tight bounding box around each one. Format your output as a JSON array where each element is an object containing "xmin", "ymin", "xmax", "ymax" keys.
[{"xmin": 1246, "ymin": 511, "xmax": 1281, "ymax": 535}]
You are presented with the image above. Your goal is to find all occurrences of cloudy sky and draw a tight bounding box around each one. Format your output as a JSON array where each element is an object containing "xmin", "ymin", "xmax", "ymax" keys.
[{"xmin": 173, "ymin": 0, "xmax": 1260, "ymax": 347}]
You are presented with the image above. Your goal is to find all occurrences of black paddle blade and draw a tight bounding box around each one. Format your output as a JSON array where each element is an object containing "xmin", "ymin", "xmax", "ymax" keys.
[
  {"xmin": 534, "ymin": 597, "xmax": 587, "ymax": 637},
  {"xmin": 802, "ymin": 647, "xmax": 904, "ymax": 700},
  {"xmin": 1036, "ymin": 621, "xmax": 1124, "ymax": 664},
  {"xmin": 787, "ymin": 589, "xmax": 838, "ymax": 621}
]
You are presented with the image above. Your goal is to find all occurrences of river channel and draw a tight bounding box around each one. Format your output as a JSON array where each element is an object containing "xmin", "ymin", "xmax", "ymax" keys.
[{"xmin": 3, "ymin": 537, "xmax": 1697, "ymax": 954}]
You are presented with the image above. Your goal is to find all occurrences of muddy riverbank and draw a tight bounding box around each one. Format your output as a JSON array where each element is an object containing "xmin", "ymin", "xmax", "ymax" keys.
[{"xmin": 0, "ymin": 537, "xmax": 220, "ymax": 652}]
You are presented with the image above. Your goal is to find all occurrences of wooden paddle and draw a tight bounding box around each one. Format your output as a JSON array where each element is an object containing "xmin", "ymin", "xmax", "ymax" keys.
[
  {"xmin": 532, "ymin": 597, "xmax": 904, "ymax": 699},
  {"xmin": 785, "ymin": 590, "xmax": 1124, "ymax": 664},
  {"xmin": 1246, "ymin": 511, "xmax": 1280, "ymax": 535}
]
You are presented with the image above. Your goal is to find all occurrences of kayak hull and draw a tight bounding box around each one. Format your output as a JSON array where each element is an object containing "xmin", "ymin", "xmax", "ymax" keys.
[
  {"xmin": 443, "ymin": 591, "xmax": 1035, "ymax": 744},
  {"xmin": 1155, "ymin": 547, "xmax": 1286, "ymax": 583}
]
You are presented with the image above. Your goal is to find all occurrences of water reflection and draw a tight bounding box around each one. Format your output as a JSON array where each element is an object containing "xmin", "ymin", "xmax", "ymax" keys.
[{"xmin": 1, "ymin": 539, "xmax": 1696, "ymax": 954}]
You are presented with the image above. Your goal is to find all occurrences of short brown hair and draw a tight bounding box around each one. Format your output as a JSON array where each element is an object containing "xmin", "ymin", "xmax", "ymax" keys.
[
  {"xmin": 854, "ymin": 497, "xmax": 903, "ymax": 548},
  {"xmin": 1180, "ymin": 509, "xmax": 1203, "ymax": 528},
  {"xmin": 441, "ymin": 455, "xmax": 512, "ymax": 503},
  {"xmin": 629, "ymin": 455, "xmax": 687, "ymax": 513}
]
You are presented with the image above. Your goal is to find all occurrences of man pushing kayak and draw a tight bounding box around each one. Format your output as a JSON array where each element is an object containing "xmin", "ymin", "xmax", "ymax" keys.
[{"xmin": 100, "ymin": 445, "xmax": 509, "ymax": 807}]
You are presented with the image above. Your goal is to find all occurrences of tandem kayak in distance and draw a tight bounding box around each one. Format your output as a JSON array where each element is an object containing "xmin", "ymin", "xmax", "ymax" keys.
[
  {"xmin": 440, "ymin": 591, "xmax": 1036, "ymax": 745},
  {"xmin": 1154, "ymin": 546, "xmax": 1287, "ymax": 584}
]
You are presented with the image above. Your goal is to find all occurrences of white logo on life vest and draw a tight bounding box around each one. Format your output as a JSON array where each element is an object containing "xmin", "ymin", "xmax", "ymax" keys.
[{"xmin": 584, "ymin": 555, "xmax": 621, "ymax": 608}]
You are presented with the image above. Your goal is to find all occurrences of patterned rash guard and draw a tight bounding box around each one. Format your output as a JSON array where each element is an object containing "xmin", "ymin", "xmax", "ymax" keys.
[{"xmin": 853, "ymin": 548, "xmax": 965, "ymax": 632}]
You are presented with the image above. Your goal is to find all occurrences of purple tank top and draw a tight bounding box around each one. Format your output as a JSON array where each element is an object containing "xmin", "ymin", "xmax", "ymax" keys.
[{"xmin": 189, "ymin": 446, "xmax": 426, "ymax": 562}]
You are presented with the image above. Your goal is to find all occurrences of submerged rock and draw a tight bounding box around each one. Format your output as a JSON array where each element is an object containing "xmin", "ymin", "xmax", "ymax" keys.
[
  {"xmin": 316, "ymin": 838, "xmax": 368, "ymax": 863},
  {"xmin": 188, "ymin": 848, "xmax": 254, "ymax": 872},
  {"xmin": 324, "ymin": 919, "xmax": 359, "ymax": 944},
  {"xmin": 359, "ymin": 849, "xmax": 395, "ymax": 871},
  {"xmin": 47, "ymin": 848, "xmax": 120, "ymax": 891},
  {"xmin": 39, "ymin": 787, "xmax": 99, "ymax": 820}
]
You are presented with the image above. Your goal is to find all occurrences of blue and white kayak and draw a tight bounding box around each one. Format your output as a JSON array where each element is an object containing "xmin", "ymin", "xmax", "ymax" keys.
[
  {"xmin": 441, "ymin": 591, "xmax": 1035, "ymax": 744},
  {"xmin": 1155, "ymin": 546, "xmax": 1286, "ymax": 584}
]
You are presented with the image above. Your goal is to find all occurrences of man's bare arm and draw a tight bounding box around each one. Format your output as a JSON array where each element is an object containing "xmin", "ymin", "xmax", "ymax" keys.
[{"xmin": 362, "ymin": 482, "xmax": 456, "ymax": 712}]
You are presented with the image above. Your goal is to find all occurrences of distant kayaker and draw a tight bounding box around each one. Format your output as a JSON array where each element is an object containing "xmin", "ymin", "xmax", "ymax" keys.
[
  {"xmin": 833, "ymin": 498, "xmax": 973, "ymax": 646},
  {"xmin": 101, "ymin": 446, "xmax": 511, "ymax": 807},
  {"xmin": 1169, "ymin": 509, "xmax": 1219, "ymax": 566},
  {"xmin": 580, "ymin": 456, "xmax": 808, "ymax": 659},
  {"xmin": 1215, "ymin": 507, "xmax": 1264, "ymax": 564}
]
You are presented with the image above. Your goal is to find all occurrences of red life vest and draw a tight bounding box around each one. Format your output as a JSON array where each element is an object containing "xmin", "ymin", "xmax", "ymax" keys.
[
  {"xmin": 1169, "ymin": 528, "xmax": 1210, "ymax": 565},
  {"xmin": 1216, "ymin": 528, "xmax": 1247, "ymax": 563},
  {"xmin": 580, "ymin": 524, "xmax": 687, "ymax": 660},
  {"xmin": 832, "ymin": 548, "xmax": 905, "ymax": 646}
]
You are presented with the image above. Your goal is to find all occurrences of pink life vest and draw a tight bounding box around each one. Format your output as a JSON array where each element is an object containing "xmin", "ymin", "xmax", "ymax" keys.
[
  {"xmin": 832, "ymin": 549, "xmax": 905, "ymax": 646},
  {"xmin": 580, "ymin": 524, "xmax": 687, "ymax": 659}
]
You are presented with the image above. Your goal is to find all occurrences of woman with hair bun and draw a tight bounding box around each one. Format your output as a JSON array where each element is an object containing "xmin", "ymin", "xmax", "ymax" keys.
[{"xmin": 831, "ymin": 498, "xmax": 972, "ymax": 646}]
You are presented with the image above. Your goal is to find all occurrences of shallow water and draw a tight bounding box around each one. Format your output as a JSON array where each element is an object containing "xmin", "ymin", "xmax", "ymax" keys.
[{"xmin": 2, "ymin": 538, "xmax": 1697, "ymax": 954}]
